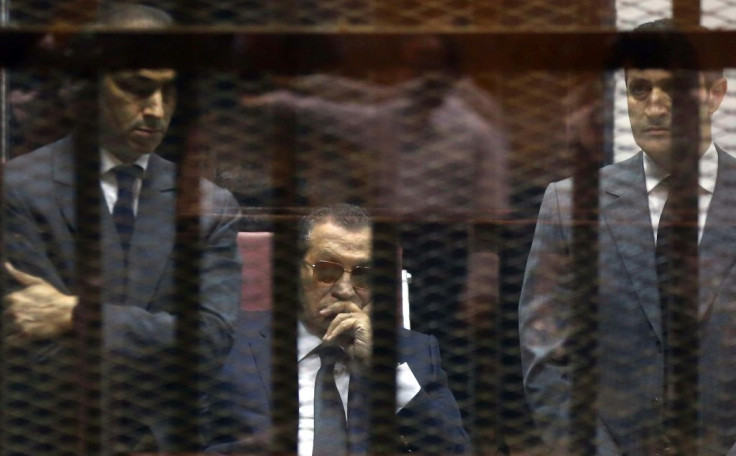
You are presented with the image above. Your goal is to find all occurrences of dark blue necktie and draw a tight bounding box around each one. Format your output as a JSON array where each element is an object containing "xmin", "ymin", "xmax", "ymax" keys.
[
  {"xmin": 656, "ymin": 193, "xmax": 674, "ymax": 303},
  {"xmin": 656, "ymin": 189, "xmax": 675, "ymax": 449},
  {"xmin": 313, "ymin": 345, "xmax": 347, "ymax": 456},
  {"xmin": 112, "ymin": 164, "xmax": 143, "ymax": 252}
]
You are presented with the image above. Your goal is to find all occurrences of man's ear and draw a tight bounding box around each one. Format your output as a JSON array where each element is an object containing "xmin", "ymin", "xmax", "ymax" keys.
[{"xmin": 708, "ymin": 77, "xmax": 728, "ymax": 115}]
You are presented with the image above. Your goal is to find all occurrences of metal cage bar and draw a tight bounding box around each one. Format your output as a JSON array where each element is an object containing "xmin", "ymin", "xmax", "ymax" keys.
[
  {"xmin": 71, "ymin": 72, "xmax": 103, "ymax": 455},
  {"xmin": 0, "ymin": 4, "xmax": 8, "ymax": 452},
  {"xmin": 0, "ymin": 20, "xmax": 729, "ymax": 455},
  {"xmin": 668, "ymin": 3, "xmax": 702, "ymax": 452},
  {"xmin": 269, "ymin": 110, "xmax": 299, "ymax": 455},
  {"xmin": 662, "ymin": 69, "xmax": 701, "ymax": 456},
  {"xmin": 568, "ymin": 88, "xmax": 603, "ymax": 456},
  {"xmin": 2, "ymin": 30, "xmax": 736, "ymax": 73},
  {"xmin": 474, "ymin": 220, "xmax": 502, "ymax": 455},
  {"xmin": 170, "ymin": 72, "xmax": 208, "ymax": 452},
  {"xmin": 369, "ymin": 219, "xmax": 398, "ymax": 455}
]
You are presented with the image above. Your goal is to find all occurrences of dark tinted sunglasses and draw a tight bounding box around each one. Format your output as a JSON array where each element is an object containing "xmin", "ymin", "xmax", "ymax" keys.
[{"xmin": 304, "ymin": 260, "xmax": 371, "ymax": 289}]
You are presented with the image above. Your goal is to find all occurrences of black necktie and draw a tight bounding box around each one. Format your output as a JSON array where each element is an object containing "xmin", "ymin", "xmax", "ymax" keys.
[
  {"xmin": 112, "ymin": 164, "xmax": 143, "ymax": 252},
  {"xmin": 656, "ymin": 189, "xmax": 675, "ymax": 445},
  {"xmin": 656, "ymin": 192, "xmax": 674, "ymax": 302},
  {"xmin": 313, "ymin": 345, "xmax": 347, "ymax": 456}
]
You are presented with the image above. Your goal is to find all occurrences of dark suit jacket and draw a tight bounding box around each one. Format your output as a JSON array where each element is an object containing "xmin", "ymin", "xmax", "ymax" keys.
[
  {"xmin": 205, "ymin": 310, "xmax": 469, "ymax": 455},
  {"xmin": 2, "ymin": 135, "xmax": 241, "ymax": 453},
  {"xmin": 520, "ymin": 149, "xmax": 736, "ymax": 456}
]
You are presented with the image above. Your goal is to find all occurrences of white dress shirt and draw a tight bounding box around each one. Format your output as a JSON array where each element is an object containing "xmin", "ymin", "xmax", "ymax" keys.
[
  {"xmin": 99, "ymin": 149, "xmax": 150, "ymax": 215},
  {"xmin": 644, "ymin": 143, "xmax": 718, "ymax": 244},
  {"xmin": 297, "ymin": 321, "xmax": 421, "ymax": 456}
]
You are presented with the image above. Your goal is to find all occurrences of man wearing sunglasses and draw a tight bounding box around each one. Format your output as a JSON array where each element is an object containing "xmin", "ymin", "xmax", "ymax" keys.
[{"xmin": 207, "ymin": 204, "xmax": 470, "ymax": 455}]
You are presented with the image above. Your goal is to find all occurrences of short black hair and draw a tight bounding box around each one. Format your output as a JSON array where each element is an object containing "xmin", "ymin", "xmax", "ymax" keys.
[
  {"xmin": 620, "ymin": 18, "xmax": 723, "ymax": 87},
  {"xmin": 299, "ymin": 204, "xmax": 372, "ymax": 254},
  {"xmin": 61, "ymin": 3, "xmax": 174, "ymax": 110}
]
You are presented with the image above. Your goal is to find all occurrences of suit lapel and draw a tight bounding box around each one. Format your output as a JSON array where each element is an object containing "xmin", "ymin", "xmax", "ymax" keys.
[
  {"xmin": 253, "ymin": 320, "xmax": 273, "ymax": 405},
  {"xmin": 52, "ymin": 136, "xmax": 77, "ymax": 233},
  {"xmin": 124, "ymin": 154, "xmax": 177, "ymax": 308},
  {"xmin": 52, "ymin": 137, "xmax": 128, "ymax": 300},
  {"xmin": 698, "ymin": 147, "xmax": 736, "ymax": 320},
  {"xmin": 601, "ymin": 153, "xmax": 663, "ymax": 343}
]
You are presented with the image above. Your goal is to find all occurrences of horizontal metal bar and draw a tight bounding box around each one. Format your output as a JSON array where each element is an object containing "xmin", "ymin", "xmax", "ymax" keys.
[{"xmin": 1, "ymin": 29, "xmax": 736, "ymax": 71}]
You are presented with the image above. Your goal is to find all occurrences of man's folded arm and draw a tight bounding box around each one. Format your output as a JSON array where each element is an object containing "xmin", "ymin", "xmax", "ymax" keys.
[
  {"xmin": 3, "ymin": 182, "xmax": 241, "ymax": 367},
  {"xmin": 99, "ymin": 184, "xmax": 241, "ymax": 365}
]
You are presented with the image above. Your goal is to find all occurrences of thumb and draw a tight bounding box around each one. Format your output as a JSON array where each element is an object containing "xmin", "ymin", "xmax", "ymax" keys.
[{"xmin": 4, "ymin": 262, "xmax": 45, "ymax": 286}]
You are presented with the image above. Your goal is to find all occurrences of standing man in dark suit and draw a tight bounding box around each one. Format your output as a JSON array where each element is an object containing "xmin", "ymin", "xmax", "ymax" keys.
[
  {"xmin": 206, "ymin": 204, "xmax": 469, "ymax": 455},
  {"xmin": 2, "ymin": 4, "xmax": 241, "ymax": 454},
  {"xmin": 519, "ymin": 19, "xmax": 736, "ymax": 455}
]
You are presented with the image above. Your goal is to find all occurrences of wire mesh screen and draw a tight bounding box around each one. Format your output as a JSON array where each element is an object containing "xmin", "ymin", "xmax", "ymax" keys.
[{"xmin": 4, "ymin": 0, "xmax": 736, "ymax": 455}]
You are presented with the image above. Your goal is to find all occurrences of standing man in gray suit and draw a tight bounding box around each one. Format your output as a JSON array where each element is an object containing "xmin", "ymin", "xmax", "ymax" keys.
[
  {"xmin": 519, "ymin": 19, "xmax": 736, "ymax": 455},
  {"xmin": 1, "ymin": 4, "xmax": 241, "ymax": 454}
]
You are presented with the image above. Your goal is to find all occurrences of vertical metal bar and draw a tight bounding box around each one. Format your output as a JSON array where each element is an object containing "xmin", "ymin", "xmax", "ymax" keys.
[
  {"xmin": 0, "ymin": 3, "xmax": 7, "ymax": 451},
  {"xmin": 672, "ymin": 0, "xmax": 700, "ymax": 26},
  {"xmin": 73, "ymin": 72, "xmax": 102, "ymax": 455},
  {"xmin": 270, "ymin": 0, "xmax": 297, "ymax": 25},
  {"xmin": 166, "ymin": 4, "xmax": 207, "ymax": 450},
  {"xmin": 369, "ymin": 219, "xmax": 397, "ymax": 455},
  {"xmin": 270, "ymin": 219, "xmax": 299, "ymax": 455},
  {"xmin": 473, "ymin": 221, "xmax": 501, "ymax": 455},
  {"xmin": 568, "ymin": 75, "xmax": 603, "ymax": 456},
  {"xmin": 269, "ymin": 111, "xmax": 298, "ymax": 456},
  {"xmin": 663, "ymin": 68, "xmax": 700, "ymax": 456},
  {"xmin": 171, "ymin": 72, "xmax": 206, "ymax": 452},
  {"xmin": 0, "ymin": 0, "xmax": 8, "ymax": 164},
  {"xmin": 500, "ymin": 190, "xmax": 543, "ymax": 454}
]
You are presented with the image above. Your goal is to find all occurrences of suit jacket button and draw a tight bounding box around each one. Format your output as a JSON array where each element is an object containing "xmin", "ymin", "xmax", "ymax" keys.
[{"xmin": 399, "ymin": 434, "xmax": 413, "ymax": 453}]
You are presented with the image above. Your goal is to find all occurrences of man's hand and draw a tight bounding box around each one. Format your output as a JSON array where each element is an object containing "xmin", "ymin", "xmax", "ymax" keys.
[
  {"xmin": 3, "ymin": 262, "xmax": 78, "ymax": 345},
  {"xmin": 321, "ymin": 302, "xmax": 372, "ymax": 365}
]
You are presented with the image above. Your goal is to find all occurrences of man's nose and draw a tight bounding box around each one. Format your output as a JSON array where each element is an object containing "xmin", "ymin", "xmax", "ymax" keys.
[
  {"xmin": 645, "ymin": 86, "xmax": 670, "ymax": 118},
  {"xmin": 331, "ymin": 272, "xmax": 357, "ymax": 299},
  {"xmin": 142, "ymin": 89, "xmax": 165, "ymax": 118}
]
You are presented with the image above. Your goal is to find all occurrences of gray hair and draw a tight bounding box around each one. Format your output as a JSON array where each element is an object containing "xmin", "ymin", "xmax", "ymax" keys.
[
  {"xmin": 96, "ymin": 3, "xmax": 173, "ymax": 29},
  {"xmin": 298, "ymin": 204, "xmax": 372, "ymax": 254}
]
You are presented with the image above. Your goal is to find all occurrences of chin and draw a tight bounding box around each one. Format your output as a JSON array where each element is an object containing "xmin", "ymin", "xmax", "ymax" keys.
[
  {"xmin": 129, "ymin": 142, "xmax": 159, "ymax": 156},
  {"xmin": 638, "ymin": 140, "xmax": 670, "ymax": 159}
]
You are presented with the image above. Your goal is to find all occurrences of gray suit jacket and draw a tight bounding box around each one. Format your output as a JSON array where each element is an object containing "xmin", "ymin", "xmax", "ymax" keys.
[
  {"xmin": 520, "ymin": 149, "xmax": 736, "ymax": 456},
  {"xmin": 2, "ymin": 135, "xmax": 241, "ymax": 453}
]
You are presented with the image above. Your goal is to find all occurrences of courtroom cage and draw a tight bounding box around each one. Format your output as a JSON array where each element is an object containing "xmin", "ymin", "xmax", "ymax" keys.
[{"xmin": 1, "ymin": 0, "xmax": 735, "ymax": 455}]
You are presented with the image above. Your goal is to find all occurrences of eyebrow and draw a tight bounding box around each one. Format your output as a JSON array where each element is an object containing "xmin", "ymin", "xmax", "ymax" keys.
[{"xmin": 628, "ymin": 75, "xmax": 673, "ymax": 83}]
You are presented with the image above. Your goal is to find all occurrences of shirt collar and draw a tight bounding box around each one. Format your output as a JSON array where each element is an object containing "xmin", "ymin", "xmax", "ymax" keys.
[
  {"xmin": 100, "ymin": 148, "xmax": 151, "ymax": 176},
  {"xmin": 643, "ymin": 142, "xmax": 718, "ymax": 194},
  {"xmin": 297, "ymin": 320, "xmax": 324, "ymax": 362}
]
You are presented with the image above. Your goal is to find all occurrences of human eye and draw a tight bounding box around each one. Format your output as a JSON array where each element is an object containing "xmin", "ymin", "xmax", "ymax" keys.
[
  {"xmin": 162, "ymin": 82, "xmax": 177, "ymax": 98},
  {"xmin": 628, "ymin": 80, "xmax": 651, "ymax": 99},
  {"xmin": 351, "ymin": 265, "xmax": 371, "ymax": 288},
  {"xmin": 114, "ymin": 76, "xmax": 157, "ymax": 98}
]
